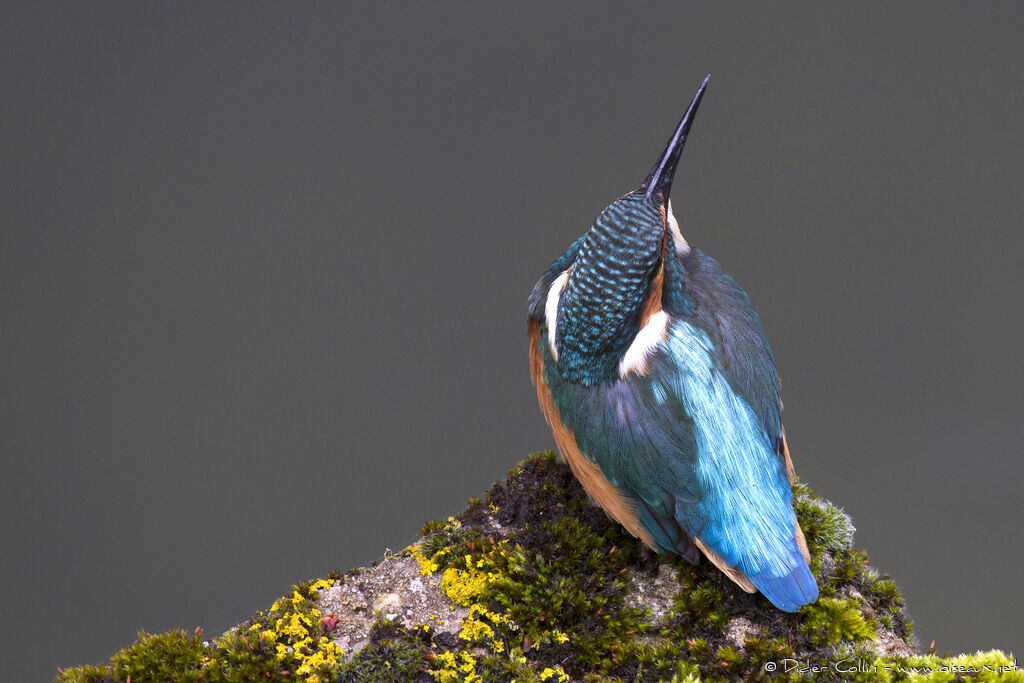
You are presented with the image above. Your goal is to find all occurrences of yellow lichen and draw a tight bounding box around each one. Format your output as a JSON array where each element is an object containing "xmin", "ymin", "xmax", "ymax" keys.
[
  {"xmin": 440, "ymin": 566, "xmax": 494, "ymax": 607},
  {"xmin": 458, "ymin": 603, "xmax": 510, "ymax": 656},
  {"xmin": 459, "ymin": 606, "xmax": 495, "ymax": 643},
  {"xmin": 411, "ymin": 543, "xmax": 443, "ymax": 575},
  {"xmin": 253, "ymin": 581, "xmax": 342, "ymax": 682},
  {"xmin": 428, "ymin": 651, "xmax": 482, "ymax": 683},
  {"xmin": 295, "ymin": 642, "xmax": 342, "ymax": 682},
  {"xmin": 539, "ymin": 665, "xmax": 570, "ymax": 682},
  {"xmin": 437, "ymin": 544, "xmax": 506, "ymax": 607}
]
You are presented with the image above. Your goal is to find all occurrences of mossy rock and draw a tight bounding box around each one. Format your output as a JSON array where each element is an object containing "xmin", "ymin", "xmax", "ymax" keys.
[{"xmin": 58, "ymin": 452, "xmax": 1021, "ymax": 683}]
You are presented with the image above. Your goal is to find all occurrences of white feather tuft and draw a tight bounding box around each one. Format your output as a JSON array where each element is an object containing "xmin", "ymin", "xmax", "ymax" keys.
[
  {"xmin": 618, "ymin": 310, "xmax": 670, "ymax": 378},
  {"xmin": 545, "ymin": 270, "xmax": 570, "ymax": 361},
  {"xmin": 667, "ymin": 200, "xmax": 690, "ymax": 254}
]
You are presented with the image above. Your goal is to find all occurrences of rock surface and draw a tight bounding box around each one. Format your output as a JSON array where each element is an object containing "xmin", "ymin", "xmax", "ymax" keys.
[{"xmin": 58, "ymin": 452, "xmax": 1021, "ymax": 682}]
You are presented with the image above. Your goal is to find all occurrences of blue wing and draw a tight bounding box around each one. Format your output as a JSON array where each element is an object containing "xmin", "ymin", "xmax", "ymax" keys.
[{"xmin": 673, "ymin": 250, "xmax": 785, "ymax": 466}]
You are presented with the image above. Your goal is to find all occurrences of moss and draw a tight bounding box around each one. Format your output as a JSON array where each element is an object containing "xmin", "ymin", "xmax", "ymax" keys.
[
  {"xmin": 333, "ymin": 620, "xmax": 431, "ymax": 682},
  {"xmin": 57, "ymin": 629, "xmax": 209, "ymax": 683},
  {"xmin": 792, "ymin": 480, "xmax": 855, "ymax": 559},
  {"xmin": 800, "ymin": 597, "xmax": 877, "ymax": 646},
  {"xmin": 113, "ymin": 630, "xmax": 209, "ymax": 682},
  {"xmin": 416, "ymin": 517, "xmax": 489, "ymax": 574},
  {"xmin": 888, "ymin": 650, "xmax": 1024, "ymax": 682},
  {"xmin": 419, "ymin": 519, "xmax": 448, "ymax": 536},
  {"xmin": 205, "ymin": 627, "xmax": 288, "ymax": 681},
  {"xmin": 60, "ymin": 579, "xmax": 344, "ymax": 682},
  {"xmin": 58, "ymin": 452, "xmax": 1019, "ymax": 683},
  {"xmin": 55, "ymin": 665, "xmax": 111, "ymax": 683},
  {"xmin": 666, "ymin": 569, "xmax": 732, "ymax": 631}
]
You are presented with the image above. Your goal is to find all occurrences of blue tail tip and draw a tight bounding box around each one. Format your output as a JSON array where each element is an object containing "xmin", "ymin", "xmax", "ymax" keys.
[{"xmin": 751, "ymin": 560, "xmax": 819, "ymax": 613}]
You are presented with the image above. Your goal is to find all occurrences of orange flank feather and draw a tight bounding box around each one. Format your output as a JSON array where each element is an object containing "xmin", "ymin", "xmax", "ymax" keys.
[
  {"xmin": 693, "ymin": 538, "xmax": 756, "ymax": 593},
  {"xmin": 794, "ymin": 519, "xmax": 811, "ymax": 565},
  {"xmin": 528, "ymin": 322, "xmax": 655, "ymax": 549},
  {"xmin": 780, "ymin": 427, "xmax": 796, "ymax": 483},
  {"xmin": 780, "ymin": 427, "xmax": 812, "ymax": 564}
]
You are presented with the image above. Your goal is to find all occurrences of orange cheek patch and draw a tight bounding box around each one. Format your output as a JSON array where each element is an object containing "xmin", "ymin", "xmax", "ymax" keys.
[{"xmin": 637, "ymin": 263, "xmax": 665, "ymax": 330}]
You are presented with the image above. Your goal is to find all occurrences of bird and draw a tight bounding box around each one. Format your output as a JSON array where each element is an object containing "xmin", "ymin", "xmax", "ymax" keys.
[{"xmin": 527, "ymin": 75, "xmax": 818, "ymax": 612}]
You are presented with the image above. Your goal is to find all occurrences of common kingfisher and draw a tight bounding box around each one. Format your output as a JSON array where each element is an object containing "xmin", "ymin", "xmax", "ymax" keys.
[{"xmin": 527, "ymin": 76, "xmax": 818, "ymax": 612}]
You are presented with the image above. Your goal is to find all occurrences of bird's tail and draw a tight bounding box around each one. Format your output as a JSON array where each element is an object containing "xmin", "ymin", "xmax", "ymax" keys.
[{"xmin": 747, "ymin": 543, "xmax": 818, "ymax": 612}]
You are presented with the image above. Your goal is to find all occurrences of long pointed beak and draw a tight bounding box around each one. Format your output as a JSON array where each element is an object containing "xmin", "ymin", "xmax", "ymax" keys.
[{"xmin": 642, "ymin": 74, "xmax": 710, "ymax": 201}]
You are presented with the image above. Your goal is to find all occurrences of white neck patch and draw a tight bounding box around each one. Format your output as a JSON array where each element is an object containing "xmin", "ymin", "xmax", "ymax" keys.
[
  {"xmin": 545, "ymin": 270, "xmax": 570, "ymax": 361},
  {"xmin": 667, "ymin": 200, "xmax": 690, "ymax": 255},
  {"xmin": 618, "ymin": 310, "xmax": 670, "ymax": 378}
]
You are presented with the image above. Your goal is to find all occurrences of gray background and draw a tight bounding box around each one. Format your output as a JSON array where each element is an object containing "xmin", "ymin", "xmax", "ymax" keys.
[{"xmin": 3, "ymin": 3, "xmax": 1022, "ymax": 679}]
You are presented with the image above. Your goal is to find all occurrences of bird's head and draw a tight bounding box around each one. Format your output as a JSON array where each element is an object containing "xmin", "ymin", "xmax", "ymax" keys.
[{"xmin": 539, "ymin": 76, "xmax": 709, "ymax": 385}]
